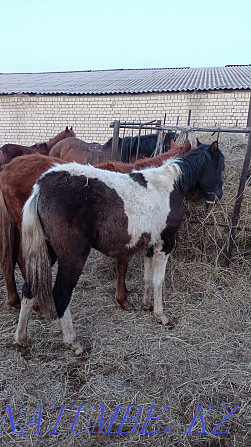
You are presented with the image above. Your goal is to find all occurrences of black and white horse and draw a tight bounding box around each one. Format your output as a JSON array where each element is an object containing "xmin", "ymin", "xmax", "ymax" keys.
[{"xmin": 15, "ymin": 141, "xmax": 224, "ymax": 354}]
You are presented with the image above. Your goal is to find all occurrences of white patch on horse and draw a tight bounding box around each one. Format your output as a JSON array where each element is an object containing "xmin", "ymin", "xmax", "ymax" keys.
[
  {"xmin": 59, "ymin": 306, "xmax": 83, "ymax": 355},
  {"xmin": 152, "ymin": 249, "xmax": 170, "ymax": 325},
  {"xmin": 40, "ymin": 160, "xmax": 182, "ymax": 249},
  {"xmin": 143, "ymin": 240, "xmax": 170, "ymax": 325}
]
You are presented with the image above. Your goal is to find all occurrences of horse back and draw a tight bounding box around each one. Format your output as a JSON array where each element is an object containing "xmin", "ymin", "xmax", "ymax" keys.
[{"xmin": 1, "ymin": 153, "xmax": 64, "ymax": 228}]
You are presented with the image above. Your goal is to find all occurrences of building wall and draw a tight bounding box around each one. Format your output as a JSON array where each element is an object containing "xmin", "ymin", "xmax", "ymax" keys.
[{"xmin": 0, "ymin": 90, "xmax": 250, "ymax": 146}]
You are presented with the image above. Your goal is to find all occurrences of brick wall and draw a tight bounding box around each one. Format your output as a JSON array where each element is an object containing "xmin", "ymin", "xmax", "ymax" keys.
[{"xmin": 0, "ymin": 90, "xmax": 250, "ymax": 146}]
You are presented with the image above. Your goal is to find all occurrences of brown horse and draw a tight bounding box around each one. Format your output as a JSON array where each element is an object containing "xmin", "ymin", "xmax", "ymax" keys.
[
  {"xmin": 16, "ymin": 142, "xmax": 224, "ymax": 353},
  {"xmin": 0, "ymin": 141, "xmax": 191, "ymax": 312},
  {"xmin": 49, "ymin": 137, "xmax": 104, "ymax": 164},
  {"xmin": 0, "ymin": 126, "xmax": 76, "ymax": 167},
  {"xmin": 49, "ymin": 132, "xmax": 178, "ymax": 164}
]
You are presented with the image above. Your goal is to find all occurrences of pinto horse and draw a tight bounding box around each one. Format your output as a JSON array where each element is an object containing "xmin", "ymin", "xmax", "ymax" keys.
[
  {"xmin": 15, "ymin": 141, "xmax": 224, "ymax": 354},
  {"xmin": 0, "ymin": 140, "xmax": 190, "ymax": 312},
  {"xmin": 49, "ymin": 131, "xmax": 177, "ymax": 164},
  {"xmin": 0, "ymin": 126, "xmax": 75, "ymax": 167}
]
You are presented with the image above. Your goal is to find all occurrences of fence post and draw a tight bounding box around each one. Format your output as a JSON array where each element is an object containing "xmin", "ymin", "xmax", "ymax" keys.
[{"xmin": 111, "ymin": 120, "xmax": 120, "ymax": 161}]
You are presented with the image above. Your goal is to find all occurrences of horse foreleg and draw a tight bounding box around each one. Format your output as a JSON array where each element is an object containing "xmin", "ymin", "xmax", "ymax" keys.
[
  {"xmin": 142, "ymin": 254, "xmax": 153, "ymax": 310},
  {"xmin": 152, "ymin": 252, "xmax": 170, "ymax": 325},
  {"xmin": 115, "ymin": 256, "xmax": 132, "ymax": 311}
]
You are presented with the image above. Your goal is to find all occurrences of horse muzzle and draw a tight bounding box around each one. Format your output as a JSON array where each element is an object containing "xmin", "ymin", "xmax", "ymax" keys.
[{"xmin": 205, "ymin": 190, "xmax": 223, "ymax": 204}]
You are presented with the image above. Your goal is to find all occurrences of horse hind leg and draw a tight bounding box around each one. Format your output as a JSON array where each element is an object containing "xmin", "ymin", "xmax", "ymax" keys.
[
  {"xmin": 14, "ymin": 280, "xmax": 36, "ymax": 346},
  {"xmin": 53, "ymin": 248, "xmax": 91, "ymax": 355}
]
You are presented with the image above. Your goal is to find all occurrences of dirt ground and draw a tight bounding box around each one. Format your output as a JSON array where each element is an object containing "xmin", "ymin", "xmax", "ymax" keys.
[{"xmin": 0, "ymin": 134, "xmax": 250, "ymax": 446}]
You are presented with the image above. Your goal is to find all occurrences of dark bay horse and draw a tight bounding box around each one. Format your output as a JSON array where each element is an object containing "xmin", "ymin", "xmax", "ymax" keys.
[
  {"xmin": 0, "ymin": 126, "xmax": 75, "ymax": 167},
  {"xmin": 0, "ymin": 140, "xmax": 191, "ymax": 312},
  {"xmin": 49, "ymin": 132, "xmax": 177, "ymax": 164},
  {"xmin": 107, "ymin": 131, "xmax": 177, "ymax": 162},
  {"xmin": 15, "ymin": 142, "xmax": 224, "ymax": 354}
]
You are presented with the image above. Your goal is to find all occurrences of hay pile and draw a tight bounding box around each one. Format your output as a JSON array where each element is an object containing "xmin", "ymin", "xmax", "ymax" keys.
[
  {"xmin": 177, "ymin": 132, "xmax": 251, "ymax": 265},
  {"xmin": 0, "ymin": 134, "xmax": 250, "ymax": 447}
]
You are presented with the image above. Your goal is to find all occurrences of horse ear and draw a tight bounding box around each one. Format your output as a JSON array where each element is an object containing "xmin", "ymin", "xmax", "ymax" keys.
[
  {"xmin": 66, "ymin": 126, "xmax": 69, "ymax": 131},
  {"xmin": 196, "ymin": 137, "xmax": 201, "ymax": 146},
  {"xmin": 185, "ymin": 140, "xmax": 191, "ymax": 150},
  {"xmin": 210, "ymin": 141, "xmax": 218, "ymax": 153},
  {"xmin": 70, "ymin": 126, "xmax": 73, "ymax": 130}
]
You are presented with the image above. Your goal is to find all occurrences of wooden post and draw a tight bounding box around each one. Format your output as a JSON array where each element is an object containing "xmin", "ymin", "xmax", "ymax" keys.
[
  {"xmin": 225, "ymin": 129, "xmax": 251, "ymax": 266},
  {"xmin": 185, "ymin": 110, "xmax": 191, "ymax": 140},
  {"xmin": 111, "ymin": 120, "xmax": 120, "ymax": 161}
]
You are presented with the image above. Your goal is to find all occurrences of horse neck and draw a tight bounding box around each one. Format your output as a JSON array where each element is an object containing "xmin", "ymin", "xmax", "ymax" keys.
[
  {"xmin": 47, "ymin": 131, "xmax": 70, "ymax": 149},
  {"xmin": 141, "ymin": 160, "xmax": 182, "ymax": 191},
  {"xmin": 177, "ymin": 150, "xmax": 208, "ymax": 192}
]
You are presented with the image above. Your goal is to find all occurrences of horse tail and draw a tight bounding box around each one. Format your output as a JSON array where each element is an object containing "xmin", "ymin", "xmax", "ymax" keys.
[
  {"xmin": 0, "ymin": 185, "xmax": 15, "ymax": 284},
  {"xmin": 22, "ymin": 185, "xmax": 56, "ymax": 320}
]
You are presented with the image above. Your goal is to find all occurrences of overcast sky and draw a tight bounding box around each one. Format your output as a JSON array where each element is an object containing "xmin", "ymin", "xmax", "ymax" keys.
[{"xmin": 1, "ymin": 0, "xmax": 250, "ymax": 73}]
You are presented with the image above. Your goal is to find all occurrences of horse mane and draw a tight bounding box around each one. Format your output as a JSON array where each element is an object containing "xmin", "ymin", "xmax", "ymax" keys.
[
  {"xmin": 176, "ymin": 143, "xmax": 224, "ymax": 192},
  {"xmin": 96, "ymin": 140, "xmax": 191, "ymax": 173}
]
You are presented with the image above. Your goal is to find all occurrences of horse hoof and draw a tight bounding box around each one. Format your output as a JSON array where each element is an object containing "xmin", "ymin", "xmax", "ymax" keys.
[
  {"xmin": 6, "ymin": 300, "xmax": 21, "ymax": 311},
  {"xmin": 14, "ymin": 335, "xmax": 29, "ymax": 347},
  {"xmin": 123, "ymin": 301, "xmax": 133, "ymax": 311},
  {"xmin": 115, "ymin": 297, "xmax": 133, "ymax": 311},
  {"xmin": 154, "ymin": 313, "xmax": 170, "ymax": 326},
  {"xmin": 64, "ymin": 342, "xmax": 84, "ymax": 356},
  {"xmin": 74, "ymin": 346, "xmax": 84, "ymax": 356},
  {"xmin": 142, "ymin": 303, "xmax": 153, "ymax": 312}
]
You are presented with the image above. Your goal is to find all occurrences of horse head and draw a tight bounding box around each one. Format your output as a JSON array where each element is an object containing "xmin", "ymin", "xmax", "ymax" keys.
[
  {"xmin": 195, "ymin": 141, "xmax": 225, "ymax": 203},
  {"xmin": 65, "ymin": 126, "xmax": 76, "ymax": 138}
]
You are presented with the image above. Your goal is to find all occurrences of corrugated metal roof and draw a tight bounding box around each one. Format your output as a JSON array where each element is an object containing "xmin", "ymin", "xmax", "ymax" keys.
[{"xmin": 0, "ymin": 65, "xmax": 250, "ymax": 95}]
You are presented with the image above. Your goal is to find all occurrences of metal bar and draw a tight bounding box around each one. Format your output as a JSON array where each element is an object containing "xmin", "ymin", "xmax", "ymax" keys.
[
  {"xmin": 225, "ymin": 130, "xmax": 251, "ymax": 266},
  {"xmin": 111, "ymin": 120, "xmax": 120, "ymax": 161},
  {"xmin": 110, "ymin": 123, "xmax": 251, "ymax": 134},
  {"xmin": 110, "ymin": 120, "xmax": 157, "ymax": 127}
]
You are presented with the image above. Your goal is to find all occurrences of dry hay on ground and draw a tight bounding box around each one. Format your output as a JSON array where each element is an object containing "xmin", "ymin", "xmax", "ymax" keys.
[{"xmin": 0, "ymin": 134, "xmax": 250, "ymax": 446}]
